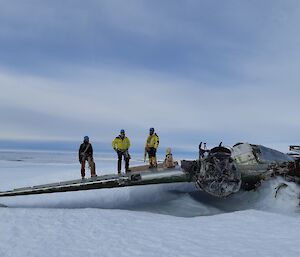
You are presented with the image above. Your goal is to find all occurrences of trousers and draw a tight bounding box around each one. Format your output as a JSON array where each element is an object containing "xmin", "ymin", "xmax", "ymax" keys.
[
  {"xmin": 117, "ymin": 150, "xmax": 130, "ymax": 173},
  {"xmin": 81, "ymin": 156, "xmax": 96, "ymax": 178}
]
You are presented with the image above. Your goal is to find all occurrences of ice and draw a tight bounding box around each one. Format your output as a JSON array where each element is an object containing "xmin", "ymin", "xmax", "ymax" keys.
[{"xmin": 0, "ymin": 151, "xmax": 300, "ymax": 257}]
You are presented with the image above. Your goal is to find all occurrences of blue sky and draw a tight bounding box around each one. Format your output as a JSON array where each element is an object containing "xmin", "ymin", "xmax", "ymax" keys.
[{"xmin": 0, "ymin": 0, "xmax": 300, "ymax": 151}]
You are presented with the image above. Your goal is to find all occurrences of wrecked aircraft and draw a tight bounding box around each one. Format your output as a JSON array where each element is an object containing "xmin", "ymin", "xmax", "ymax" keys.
[{"xmin": 0, "ymin": 143, "xmax": 299, "ymax": 199}]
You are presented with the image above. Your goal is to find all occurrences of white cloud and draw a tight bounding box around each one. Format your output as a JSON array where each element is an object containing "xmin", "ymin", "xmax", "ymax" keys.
[
  {"xmin": 0, "ymin": 1, "xmax": 300, "ymax": 148},
  {"xmin": 0, "ymin": 64, "xmax": 299, "ymax": 147}
]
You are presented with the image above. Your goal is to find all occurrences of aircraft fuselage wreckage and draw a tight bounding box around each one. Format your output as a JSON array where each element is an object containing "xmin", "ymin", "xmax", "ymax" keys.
[{"xmin": 0, "ymin": 143, "xmax": 299, "ymax": 198}]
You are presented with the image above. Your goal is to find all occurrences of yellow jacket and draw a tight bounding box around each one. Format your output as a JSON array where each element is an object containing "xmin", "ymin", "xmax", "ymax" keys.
[
  {"xmin": 145, "ymin": 133, "xmax": 159, "ymax": 149},
  {"xmin": 112, "ymin": 136, "xmax": 131, "ymax": 151}
]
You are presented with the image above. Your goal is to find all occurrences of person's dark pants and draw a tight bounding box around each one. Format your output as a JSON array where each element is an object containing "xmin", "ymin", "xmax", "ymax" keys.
[
  {"xmin": 117, "ymin": 150, "xmax": 130, "ymax": 173},
  {"xmin": 148, "ymin": 147, "xmax": 156, "ymax": 158}
]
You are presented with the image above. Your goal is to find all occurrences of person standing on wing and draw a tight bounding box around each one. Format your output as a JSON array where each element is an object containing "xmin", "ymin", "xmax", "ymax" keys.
[
  {"xmin": 112, "ymin": 129, "xmax": 131, "ymax": 174},
  {"xmin": 78, "ymin": 136, "xmax": 97, "ymax": 179},
  {"xmin": 145, "ymin": 127, "xmax": 159, "ymax": 168}
]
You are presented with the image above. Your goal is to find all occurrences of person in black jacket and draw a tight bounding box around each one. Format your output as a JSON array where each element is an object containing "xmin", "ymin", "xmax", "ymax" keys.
[{"xmin": 78, "ymin": 136, "xmax": 97, "ymax": 179}]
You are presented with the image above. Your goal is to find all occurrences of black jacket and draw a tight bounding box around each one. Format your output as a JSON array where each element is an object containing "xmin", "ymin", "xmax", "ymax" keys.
[{"xmin": 78, "ymin": 142, "xmax": 93, "ymax": 161}]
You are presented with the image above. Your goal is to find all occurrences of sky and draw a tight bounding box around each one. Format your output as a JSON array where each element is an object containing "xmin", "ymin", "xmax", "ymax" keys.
[{"xmin": 0, "ymin": 0, "xmax": 300, "ymax": 152}]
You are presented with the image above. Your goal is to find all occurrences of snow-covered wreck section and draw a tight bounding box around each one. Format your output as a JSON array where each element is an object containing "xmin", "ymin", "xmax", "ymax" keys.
[{"xmin": 231, "ymin": 143, "xmax": 298, "ymax": 189}]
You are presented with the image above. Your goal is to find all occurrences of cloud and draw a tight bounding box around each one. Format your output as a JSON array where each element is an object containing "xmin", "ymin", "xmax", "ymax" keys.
[
  {"xmin": 0, "ymin": 64, "xmax": 299, "ymax": 149},
  {"xmin": 0, "ymin": 1, "xmax": 300, "ymax": 149},
  {"xmin": 0, "ymin": 0, "xmax": 285, "ymax": 78}
]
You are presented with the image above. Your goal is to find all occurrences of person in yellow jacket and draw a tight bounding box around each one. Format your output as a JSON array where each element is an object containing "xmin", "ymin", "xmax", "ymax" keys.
[
  {"xmin": 112, "ymin": 129, "xmax": 131, "ymax": 174},
  {"xmin": 145, "ymin": 127, "xmax": 159, "ymax": 168}
]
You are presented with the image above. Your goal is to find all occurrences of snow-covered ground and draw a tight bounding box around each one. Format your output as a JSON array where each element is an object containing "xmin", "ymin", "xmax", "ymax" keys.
[{"xmin": 0, "ymin": 151, "xmax": 300, "ymax": 257}]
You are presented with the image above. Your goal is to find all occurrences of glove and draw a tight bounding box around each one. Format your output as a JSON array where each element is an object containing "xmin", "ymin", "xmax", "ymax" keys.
[{"xmin": 79, "ymin": 159, "xmax": 82, "ymax": 164}]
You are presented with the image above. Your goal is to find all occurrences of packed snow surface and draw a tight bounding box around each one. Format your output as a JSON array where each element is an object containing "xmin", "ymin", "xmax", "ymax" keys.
[{"xmin": 0, "ymin": 151, "xmax": 300, "ymax": 257}]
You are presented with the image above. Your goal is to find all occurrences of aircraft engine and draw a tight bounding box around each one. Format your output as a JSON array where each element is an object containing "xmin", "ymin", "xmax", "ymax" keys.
[{"xmin": 196, "ymin": 146, "xmax": 241, "ymax": 197}]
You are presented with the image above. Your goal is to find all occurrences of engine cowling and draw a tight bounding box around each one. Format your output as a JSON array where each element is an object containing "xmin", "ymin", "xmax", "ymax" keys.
[{"xmin": 181, "ymin": 146, "xmax": 241, "ymax": 197}]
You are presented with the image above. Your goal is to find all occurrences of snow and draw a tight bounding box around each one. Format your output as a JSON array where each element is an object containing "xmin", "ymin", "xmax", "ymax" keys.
[{"xmin": 0, "ymin": 151, "xmax": 300, "ymax": 257}]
